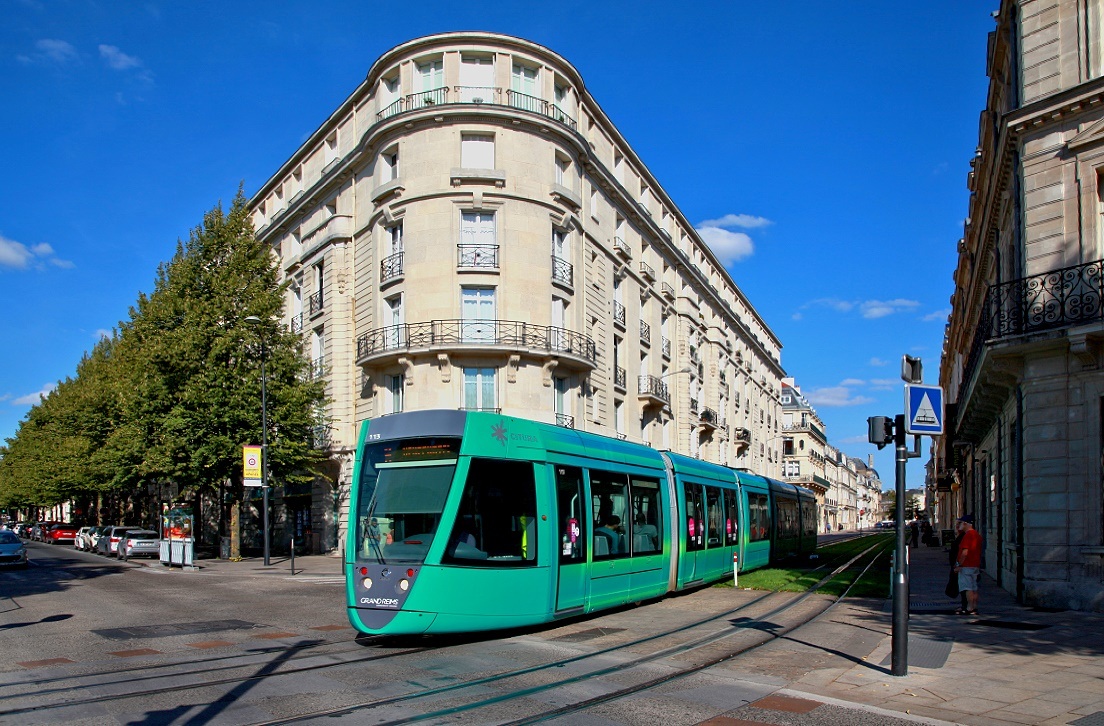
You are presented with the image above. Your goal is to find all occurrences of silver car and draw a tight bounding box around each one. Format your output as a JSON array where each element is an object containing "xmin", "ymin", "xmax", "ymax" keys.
[
  {"xmin": 0, "ymin": 530, "xmax": 28, "ymax": 568},
  {"xmin": 75, "ymin": 526, "xmax": 94, "ymax": 550},
  {"xmin": 119, "ymin": 530, "xmax": 160, "ymax": 561}
]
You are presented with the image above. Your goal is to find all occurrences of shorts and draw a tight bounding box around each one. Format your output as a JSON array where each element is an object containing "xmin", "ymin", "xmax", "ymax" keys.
[{"xmin": 958, "ymin": 567, "xmax": 979, "ymax": 592}]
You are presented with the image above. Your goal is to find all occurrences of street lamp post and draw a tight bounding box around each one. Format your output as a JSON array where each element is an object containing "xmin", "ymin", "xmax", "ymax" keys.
[{"xmin": 244, "ymin": 316, "xmax": 271, "ymax": 567}]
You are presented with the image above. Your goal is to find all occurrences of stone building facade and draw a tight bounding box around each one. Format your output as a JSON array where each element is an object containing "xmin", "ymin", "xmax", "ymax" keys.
[
  {"xmin": 938, "ymin": 0, "xmax": 1104, "ymax": 610},
  {"xmin": 248, "ymin": 33, "xmax": 786, "ymax": 552}
]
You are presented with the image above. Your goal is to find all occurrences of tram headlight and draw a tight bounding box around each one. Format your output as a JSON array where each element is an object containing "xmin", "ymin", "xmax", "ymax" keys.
[
  {"xmin": 362, "ymin": 577, "xmax": 373, "ymax": 589},
  {"xmin": 399, "ymin": 579, "xmax": 409, "ymax": 592}
]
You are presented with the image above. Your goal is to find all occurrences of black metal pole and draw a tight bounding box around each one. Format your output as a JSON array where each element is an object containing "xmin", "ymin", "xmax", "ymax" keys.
[
  {"xmin": 261, "ymin": 339, "xmax": 270, "ymax": 567},
  {"xmin": 892, "ymin": 413, "xmax": 909, "ymax": 676}
]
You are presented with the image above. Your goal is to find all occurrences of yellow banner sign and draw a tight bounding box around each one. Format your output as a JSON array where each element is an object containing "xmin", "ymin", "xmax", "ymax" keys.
[{"xmin": 243, "ymin": 445, "xmax": 262, "ymax": 483}]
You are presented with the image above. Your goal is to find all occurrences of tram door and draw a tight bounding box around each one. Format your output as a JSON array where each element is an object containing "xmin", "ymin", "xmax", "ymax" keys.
[{"xmin": 554, "ymin": 465, "xmax": 587, "ymax": 612}]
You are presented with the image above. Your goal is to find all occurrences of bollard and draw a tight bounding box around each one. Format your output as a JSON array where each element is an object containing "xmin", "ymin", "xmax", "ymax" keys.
[
  {"xmin": 290, "ymin": 537, "xmax": 296, "ymax": 576},
  {"xmin": 733, "ymin": 552, "xmax": 739, "ymax": 587}
]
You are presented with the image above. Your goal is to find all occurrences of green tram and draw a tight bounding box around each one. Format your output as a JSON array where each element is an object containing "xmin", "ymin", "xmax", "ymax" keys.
[{"xmin": 346, "ymin": 410, "xmax": 817, "ymax": 636}]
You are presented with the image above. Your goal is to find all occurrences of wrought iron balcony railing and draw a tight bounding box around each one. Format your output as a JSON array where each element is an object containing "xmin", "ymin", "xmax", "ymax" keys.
[
  {"xmin": 381, "ymin": 251, "xmax": 404, "ymax": 283},
  {"xmin": 555, "ymin": 413, "xmax": 575, "ymax": 428},
  {"xmin": 458, "ymin": 244, "xmax": 499, "ymax": 269},
  {"xmin": 640, "ymin": 320, "xmax": 651, "ymax": 343},
  {"xmin": 613, "ymin": 236, "xmax": 631, "ymax": 259},
  {"xmin": 551, "ymin": 255, "xmax": 573, "ymax": 286},
  {"xmin": 959, "ymin": 258, "xmax": 1104, "ymax": 407},
  {"xmin": 613, "ymin": 300, "xmax": 626, "ymax": 327},
  {"xmin": 355, "ymin": 319, "xmax": 598, "ymax": 364},
  {"xmin": 376, "ymin": 86, "xmax": 577, "ymax": 130},
  {"xmin": 639, "ymin": 260, "xmax": 655, "ymax": 281},
  {"xmin": 308, "ymin": 291, "xmax": 324, "ymax": 316},
  {"xmin": 311, "ymin": 356, "xmax": 326, "ymax": 380},
  {"xmin": 690, "ymin": 397, "xmax": 699, "ymax": 413},
  {"xmin": 289, "ymin": 312, "xmax": 304, "ymax": 333},
  {"xmin": 661, "ymin": 282, "xmax": 675, "ymax": 299},
  {"xmin": 734, "ymin": 427, "xmax": 751, "ymax": 443},
  {"xmin": 699, "ymin": 407, "xmax": 718, "ymax": 426},
  {"xmin": 615, "ymin": 366, "xmax": 626, "ymax": 390},
  {"xmin": 637, "ymin": 374, "xmax": 669, "ymax": 403},
  {"xmin": 662, "ymin": 336, "xmax": 671, "ymax": 358}
]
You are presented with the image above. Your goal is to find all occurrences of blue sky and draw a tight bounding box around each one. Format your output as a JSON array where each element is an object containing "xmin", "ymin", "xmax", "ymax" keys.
[{"xmin": 1, "ymin": 1, "xmax": 994, "ymax": 491}]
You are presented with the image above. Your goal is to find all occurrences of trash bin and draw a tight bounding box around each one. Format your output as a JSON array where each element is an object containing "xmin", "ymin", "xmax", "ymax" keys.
[
  {"xmin": 941, "ymin": 529, "xmax": 954, "ymax": 547},
  {"xmin": 220, "ymin": 536, "xmax": 231, "ymax": 560}
]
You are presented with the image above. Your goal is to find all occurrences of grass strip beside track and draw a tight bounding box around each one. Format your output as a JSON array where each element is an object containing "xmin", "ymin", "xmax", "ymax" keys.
[{"xmin": 720, "ymin": 534, "xmax": 894, "ymax": 597}]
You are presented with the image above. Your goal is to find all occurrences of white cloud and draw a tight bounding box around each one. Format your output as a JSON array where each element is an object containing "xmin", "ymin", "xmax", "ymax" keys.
[
  {"xmin": 804, "ymin": 386, "xmax": 874, "ymax": 408},
  {"xmin": 0, "ymin": 233, "xmax": 73, "ymax": 270},
  {"xmin": 697, "ymin": 213, "xmax": 773, "ymax": 229},
  {"xmin": 12, "ymin": 383, "xmax": 55, "ymax": 406},
  {"xmin": 922, "ymin": 308, "xmax": 952, "ymax": 322},
  {"xmin": 839, "ymin": 378, "xmax": 865, "ymax": 387},
  {"xmin": 859, "ymin": 299, "xmax": 920, "ymax": 319},
  {"xmin": 17, "ymin": 38, "xmax": 79, "ymax": 66},
  {"xmin": 695, "ymin": 226, "xmax": 754, "ymax": 265},
  {"xmin": 94, "ymin": 328, "xmax": 113, "ymax": 340},
  {"xmin": 99, "ymin": 44, "xmax": 142, "ymax": 70},
  {"xmin": 869, "ymin": 378, "xmax": 897, "ymax": 391},
  {"xmin": 870, "ymin": 357, "xmax": 887, "ymax": 367},
  {"xmin": 837, "ymin": 434, "xmax": 870, "ymax": 445}
]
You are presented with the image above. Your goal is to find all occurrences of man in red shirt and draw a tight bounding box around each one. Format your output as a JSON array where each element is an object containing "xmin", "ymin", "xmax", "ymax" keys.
[{"xmin": 954, "ymin": 513, "xmax": 982, "ymax": 614}]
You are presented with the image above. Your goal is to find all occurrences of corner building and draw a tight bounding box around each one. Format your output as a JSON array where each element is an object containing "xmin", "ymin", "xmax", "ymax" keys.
[
  {"xmin": 938, "ymin": 1, "xmax": 1104, "ymax": 611},
  {"xmin": 250, "ymin": 33, "xmax": 785, "ymax": 553}
]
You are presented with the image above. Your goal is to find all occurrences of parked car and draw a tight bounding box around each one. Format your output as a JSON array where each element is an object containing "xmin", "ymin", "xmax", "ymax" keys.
[
  {"xmin": 100, "ymin": 526, "xmax": 135, "ymax": 557},
  {"xmin": 12, "ymin": 523, "xmax": 29, "ymax": 537},
  {"xmin": 89, "ymin": 526, "xmax": 110, "ymax": 553},
  {"xmin": 0, "ymin": 530, "xmax": 28, "ymax": 568},
  {"xmin": 74, "ymin": 526, "xmax": 94, "ymax": 550},
  {"xmin": 45, "ymin": 523, "xmax": 79, "ymax": 545},
  {"xmin": 119, "ymin": 530, "xmax": 160, "ymax": 561}
]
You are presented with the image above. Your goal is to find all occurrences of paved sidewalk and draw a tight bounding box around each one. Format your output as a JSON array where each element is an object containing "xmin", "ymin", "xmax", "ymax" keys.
[
  {"xmin": 134, "ymin": 550, "xmax": 345, "ymax": 578},
  {"xmin": 757, "ymin": 539, "xmax": 1104, "ymax": 725}
]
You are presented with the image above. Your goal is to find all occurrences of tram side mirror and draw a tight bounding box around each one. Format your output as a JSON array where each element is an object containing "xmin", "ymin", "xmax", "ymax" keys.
[{"xmin": 868, "ymin": 416, "xmax": 894, "ymax": 449}]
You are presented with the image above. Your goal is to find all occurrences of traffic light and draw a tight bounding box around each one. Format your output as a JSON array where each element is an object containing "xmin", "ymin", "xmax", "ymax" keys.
[{"xmin": 868, "ymin": 416, "xmax": 894, "ymax": 449}]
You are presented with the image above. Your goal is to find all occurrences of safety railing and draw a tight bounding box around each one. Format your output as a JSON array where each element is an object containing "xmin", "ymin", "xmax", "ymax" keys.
[
  {"xmin": 458, "ymin": 244, "xmax": 499, "ymax": 269},
  {"xmin": 356, "ymin": 319, "xmax": 598, "ymax": 364}
]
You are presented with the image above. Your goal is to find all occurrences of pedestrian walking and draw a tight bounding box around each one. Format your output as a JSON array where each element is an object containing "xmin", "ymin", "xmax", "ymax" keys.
[{"xmin": 908, "ymin": 520, "xmax": 919, "ymax": 548}]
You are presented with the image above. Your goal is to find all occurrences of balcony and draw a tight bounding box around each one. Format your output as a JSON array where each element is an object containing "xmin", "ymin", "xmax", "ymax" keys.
[
  {"xmin": 639, "ymin": 320, "xmax": 651, "ymax": 344},
  {"xmin": 551, "ymin": 255, "xmax": 573, "ymax": 288},
  {"xmin": 614, "ymin": 366, "xmax": 627, "ymax": 391},
  {"xmin": 661, "ymin": 282, "xmax": 675, "ymax": 300},
  {"xmin": 375, "ymin": 85, "xmax": 579, "ymax": 132},
  {"xmin": 698, "ymin": 406, "xmax": 719, "ymax": 431},
  {"xmin": 289, "ymin": 312, "xmax": 304, "ymax": 334},
  {"xmin": 356, "ymin": 319, "xmax": 597, "ymax": 371},
  {"xmin": 733, "ymin": 427, "xmax": 751, "ymax": 449},
  {"xmin": 957, "ymin": 258, "xmax": 1104, "ymax": 438},
  {"xmin": 380, "ymin": 251, "xmax": 404, "ymax": 284},
  {"xmin": 690, "ymin": 397, "xmax": 699, "ymax": 413},
  {"xmin": 555, "ymin": 413, "xmax": 575, "ymax": 429},
  {"xmin": 613, "ymin": 236, "xmax": 632, "ymax": 260},
  {"xmin": 301, "ymin": 214, "xmax": 352, "ymax": 254},
  {"xmin": 457, "ymin": 244, "xmax": 499, "ymax": 270},
  {"xmin": 454, "ymin": 85, "xmax": 501, "ymax": 104},
  {"xmin": 639, "ymin": 260, "xmax": 655, "ymax": 281},
  {"xmin": 613, "ymin": 300, "xmax": 626, "ymax": 328},
  {"xmin": 308, "ymin": 291, "xmax": 324, "ymax": 317},
  {"xmin": 310, "ymin": 356, "xmax": 326, "ymax": 380},
  {"xmin": 637, "ymin": 374, "xmax": 669, "ymax": 408},
  {"xmin": 661, "ymin": 336, "xmax": 671, "ymax": 359}
]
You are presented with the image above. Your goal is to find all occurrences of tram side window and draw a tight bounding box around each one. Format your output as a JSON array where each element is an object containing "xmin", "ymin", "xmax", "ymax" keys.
[
  {"xmin": 444, "ymin": 458, "xmax": 537, "ymax": 566},
  {"xmin": 724, "ymin": 487, "xmax": 739, "ymax": 546},
  {"xmin": 705, "ymin": 486, "xmax": 723, "ymax": 548},
  {"xmin": 555, "ymin": 465, "xmax": 586, "ymax": 564},
  {"xmin": 684, "ymin": 483, "xmax": 705, "ymax": 552},
  {"xmin": 590, "ymin": 470, "xmax": 630, "ymax": 559},
  {"xmin": 629, "ymin": 477, "xmax": 662, "ymax": 555},
  {"xmin": 777, "ymin": 497, "xmax": 799, "ymax": 538},
  {"xmin": 802, "ymin": 500, "xmax": 817, "ymax": 538},
  {"xmin": 748, "ymin": 492, "xmax": 769, "ymax": 542}
]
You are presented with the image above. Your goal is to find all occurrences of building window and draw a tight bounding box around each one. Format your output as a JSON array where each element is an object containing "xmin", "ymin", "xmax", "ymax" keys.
[
  {"xmin": 461, "ymin": 133, "xmax": 495, "ymax": 169},
  {"xmin": 459, "ymin": 55, "xmax": 494, "ymax": 103},
  {"xmin": 385, "ymin": 294, "xmax": 403, "ymax": 348},
  {"xmin": 461, "ymin": 211, "xmax": 495, "ymax": 247},
  {"xmin": 463, "ymin": 367, "xmax": 496, "ymax": 411},
  {"xmin": 417, "ymin": 59, "xmax": 443, "ymax": 91},
  {"xmin": 324, "ymin": 132, "xmax": 338, "ymax": 166},
  {"xmin": 389, "ymin": 222, "xmax": 403, "ymax": 255},
  {"xmin": 461, "ymin": 286, "xmax": 496, "ymax": 343},
  {"xmin": 381, "ymin": 147, "xmax": 399, "ymax": 182},
  {"xmin": 388, "ymin": 374, "xmax": 404, "ymax": 413},
  {"xmin": 590, "ymin": 185, "xmax": 599, "ymax": 220},
  {"xmin": 510, "ymin": 62, "xmax": 539, "ymax": 108},
  {"xmin": 555, "ymin": 153, "xmax": 570, "ymax": 186}
]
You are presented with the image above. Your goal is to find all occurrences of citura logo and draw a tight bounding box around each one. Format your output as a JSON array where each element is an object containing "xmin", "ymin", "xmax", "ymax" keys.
[{"xmin": 491, "ymin": 422, "xmax": 508, "ymax": 446}]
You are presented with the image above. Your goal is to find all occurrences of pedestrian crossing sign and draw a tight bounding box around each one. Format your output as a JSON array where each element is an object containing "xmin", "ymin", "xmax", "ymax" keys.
[{"xmin": 904, "ymin": 384, "xmax": 944, "ymax": 435}]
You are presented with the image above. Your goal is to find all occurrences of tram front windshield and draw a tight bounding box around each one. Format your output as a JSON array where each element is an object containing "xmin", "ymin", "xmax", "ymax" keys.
[{"xmin": 355, "ymin": 438, "xmax": 460, "ymax": 565}]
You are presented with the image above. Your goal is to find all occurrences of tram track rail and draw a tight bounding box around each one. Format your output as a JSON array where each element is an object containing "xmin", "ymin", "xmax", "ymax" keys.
[
  {"xmin": 248, "ymin": 540, "xmax": 888, "ymax": 725},
  {"xmin": 0, "ymin": 541, "xmax": 887, "ymax": 724}
]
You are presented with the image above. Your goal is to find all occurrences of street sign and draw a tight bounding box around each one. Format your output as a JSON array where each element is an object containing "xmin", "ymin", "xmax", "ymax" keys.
[
  {"xmin": 904, "ymin": 384, "xmax": 944, "ymax": 435},
  {"xmin": 243, "ymin": 445, "xmax": 263, "ymax": 487}
]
